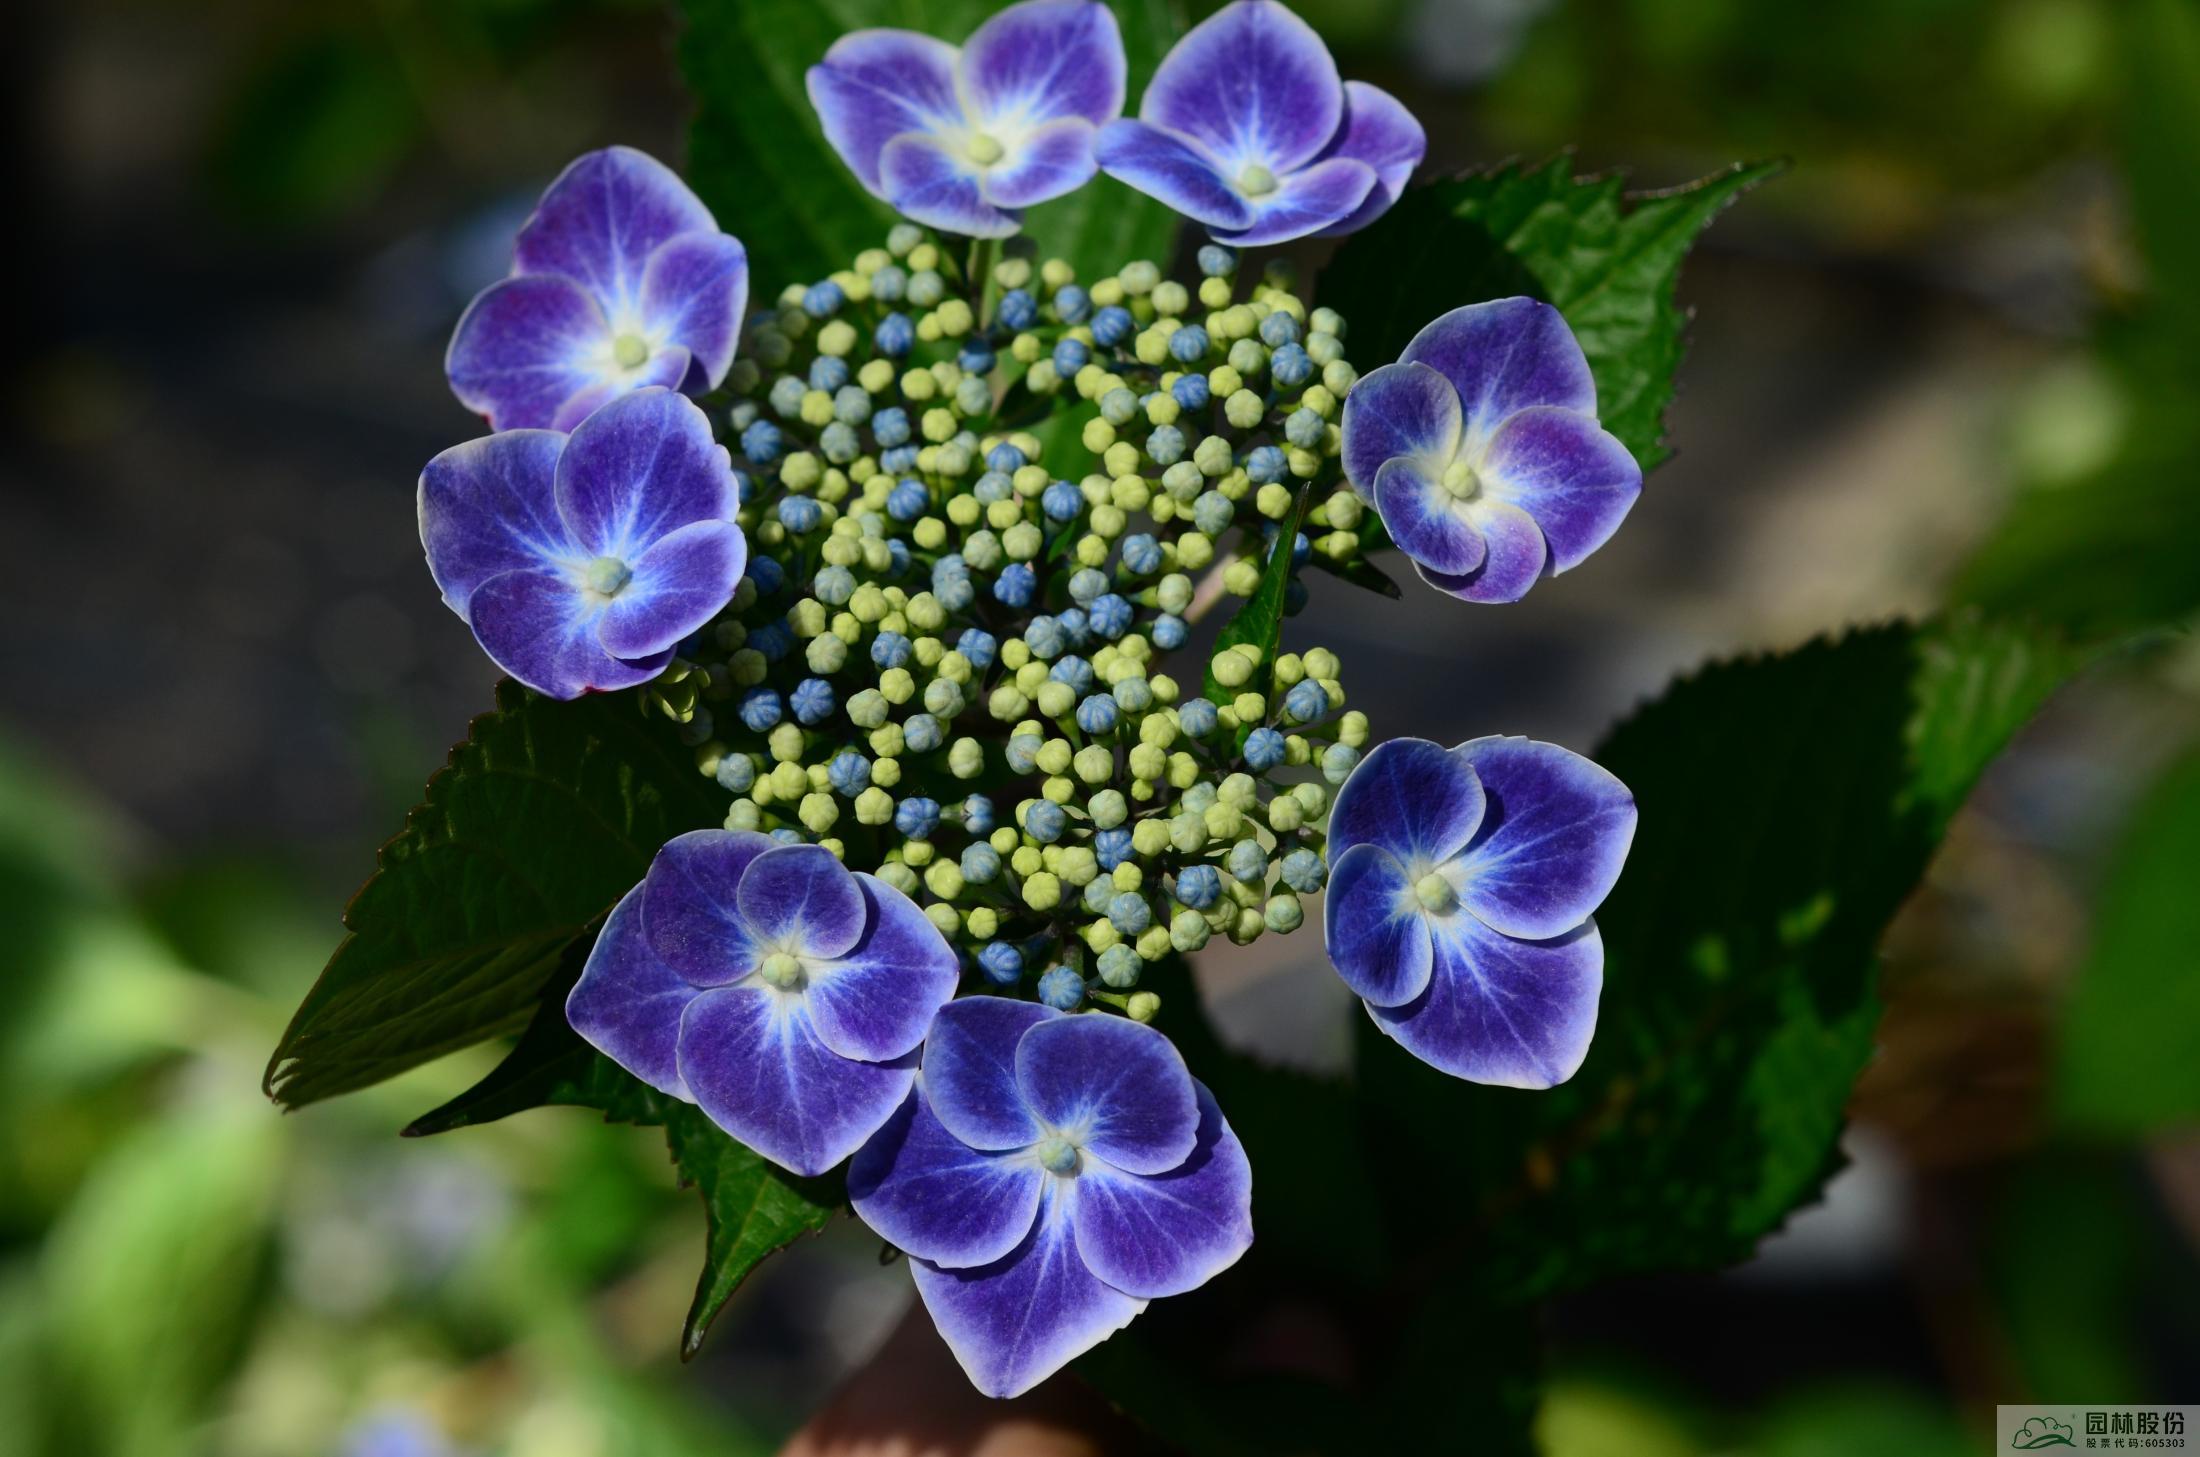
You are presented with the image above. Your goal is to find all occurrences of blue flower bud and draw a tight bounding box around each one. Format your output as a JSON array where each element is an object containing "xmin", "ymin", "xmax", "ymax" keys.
[
  {"xmin": 1145, "ymin": 425, "xmax": 1186, "ymax": 466},
  {"xmin": 1178, "ymin": 697, "xmax": 1219, "ymax": 738},
  {"xmin": 871, "ymin": 631, "xmax": 913, "ymax": 669},
  {"xmin": 956, "ymin": 627, "xmax": 998, "ymax": 668},
  {"xmin": 715, "ymin": 754, "xmax": 756, "ymax": 792},
  {"xmin": 833, "ymin": 386, "xmax": 873, "ymax": 426},
  {"xmin": 957, "ymin": 342, "xmax": 996, "ymax": 375},
  {"xmin": 769, "ymin": 375, "xmax": 808, "ymax": 416},
  {"xmin": 1227, "ymin": 839, "xmax": 1268, "ymax": 883},
  {"xmin": 818, "ymin": 421, "xmax": 859, "ymax": 463},
  {"xmin": 895, "ymin": 796, "xmax": 941, "ymax": 839},
  {"xmin": 778, "ymin": 496, "xmax": 823, "ymax": 533},
  {"xmin": 1076, "ymin": 694, "xmax": 1120, "ymax": 734},
  {"xmin": 962, "ymin": 841, "xmax": 1003, "ymax": 884},
  {"xmin": 887, "ymin": 538, "xmax": 912, "ymax": 575},
  {"xmin": 1246, "ymin": 446, "xmax": 1286, "ymax": 484},
  {"xmin": 827, "ymin": 751, "xmax": 870, "ymax": 796},
  {"xmin": 1081, "ymin": 305, "xmax": 1130, "ymax": 350},
  {"xmin": 1053, "ymin": 284, "xmax": 1092, "ymax": 324},
  {"xmin": 1259, "ymin": 311, "xmax": 1300, "ymax": 347},
  {"xmin": 935, "ymin": 573, "xmax": 976, "ymax": 612},
  {"xmin": 1041, "ymin": 480, "xmax": 1085, "ymax": 522},
  {"xmin": 998, "ymin": 288, "xmax": 1037, "ymax": 331},
  {"xmin": 1283, "ymin": 679, "xmax": 1330, "ymax": 723},
  {"xmin": 1058, "ymin": 607, "xmax": 1091, "ymax": 647},
  {"xmin": 1037, "ymin": 966, "xmax": 1086, "ymax": 1010},
  {"xmin": 1242, "ymin": 727, "xmax": 1286, "ymax": 771},
  {"xmin": 874, "ymin": 312, "xmax": 915, "ymax": 358},
  {"xmin": 1084, "ymin": 876, "xmax": 1116, "ymax": 914},
  {"xmin": 1068, "ymin": 567, "xmax": 1108, "ymax": 604},
  {"xmin": 1193, "ymin": 491, "xmax": 1236, "ymax": 536},
  {"xmin": 803, "ymin": 280, "xmax": 844, "ymax": 317},
  {"xmin": 1197, "ymin": 243, "xmax": 1238, "ymax": 277},
  {"xmin": 887, "ymin": 478, "xmax": 930, "ymax": 522},
  {"xmin": 1007, "ymin": 734, "xmax": 1042, "ymax": 772},
  {"xmin": 745, "ymin": 556, "xmax": 785, "ymax": 596},
  {"xmin": 903, "ymin": 714, "xmax": 944, "ymax": 754},
  {"xmin": 1120, "ymin": 534, "xmax": 1164, "ymax": 575},
  {"xmin": 1025, "ymin": 616, "xmax": 1067, "ymax": 658},
  {"xmin": 1094, "ymin": 826, "xmax": 1133, "ymax": 869},
  {"xmin": 871, "ymin": 264, "xmax": 907, "ymax": 302},
  {"xmin": 955, "ymin": 375, "xmax": 992, "ymax": 416},
  {"xmin": 961, "ymin": 793, "xmax": 995, "ymax": 834},
  {"xmin": 1172, "ymin": 374, "xmax": 1211, "ymax": 410},
  {"xmin": 738, "ymin": 687, "xmax": 784, "ymax": 732},
  {"xmin": 1169, "ymin": 325, "xmax": 1210, "ymax": 363},
  {"xmin": 1279, "ymin": 847, "xmax": 1326, "ymax": 893},
  {"xmin": 1174, "ymin": 864, "xmax": 1221, "ymax": 909},
  {"xmin": 1088, "ymin": 594, "xmax": 1133, "ymax": 640},
  {"xmin": 973, "ymin": 470, "xmax": 1014, "ymax": 504},
  {"xmin": 1107, "ymin": 892, "xmax": 1152, "ymax": 935},
  {"xmin": 1024, "ymin": 800, "xmax": 1067, "ymax": 843},
  {"xmin": 809, "ymin": 355, "xmax": 851, "ymax": 392},
  {"xmin": 1283, "ymin": 407, "xmax": 1324, "ymax": 449},
  {"xmin": 732, "ymin": 467, "xmax": 758, "ymax": 504},
  {"xmin": 880, "ymin": 443, "xmax": 920, "ymax": 472},
  {"xmin": 1048, "ymin": 655, "xmax": 1096, "ymax": 694},
  {"xmin": 1097, "ymin": 944, "xmax": 1144, "ymax": 989},
  {"xmin": 872, "ymin": 405, "xmax": 911, "ymax": 446},
  {"xmin": 770, "ymin": 827, "xmax": 805, "ymax": 845},
  {"xmin": 936, "ymin": 554, "xmax": 970, "ymax": 585},
  {"xmin": 739, "ymin": 418, "xmax": 783, "ymax": 463},
  {"xmin": 1270, "ymin": 342, "xmax": 1313, "ymax": 388},
  {"xmin": 993, "ymin": 562, "xmax": 1037, "ymax": 607},
  {"xmin": 977, "ymin": 940, "xmax": 1024, "ymax": 985},
  {"xmin": 1052, "ymin": 338, "xmax": 1091, "ymax": 375},
  {"xmin": 986, "ymin": 442, "xmax": 1027, "ymax": 473},
  {"xmin": 812, "ymin": 564, "xmax": 856, "ymax": 605},
  {"xmin": 791, "ymin": 678, "xmax": 837, "ymax": 726},
  {"xmin": 1151, "ymin": 613, "xmax": 1188, "ymax": 650}
]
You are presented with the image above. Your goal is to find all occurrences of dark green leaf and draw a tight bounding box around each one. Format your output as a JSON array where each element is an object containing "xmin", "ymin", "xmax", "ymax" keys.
[
  {"xmin": 1320, "ymin": 157, "xmax": 1779, "ymax": 470},
  {"xmin": 1202, "ymin": 486, "xmax": 1309, "ymax": 707},
  {"xmin": 265, "ymin": 681, "xmax": 724, "ymax": 1109}
]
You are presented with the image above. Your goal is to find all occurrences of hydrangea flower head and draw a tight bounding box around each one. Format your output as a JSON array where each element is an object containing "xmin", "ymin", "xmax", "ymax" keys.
[
  {"xmin": 1095, "ymin": 0, "xmax": 1424, "ymax": 245},
  {"xmin": 806, "ymin": 0, "xmax": 1127, "ymax": 239},
  {"xmin": 418, "ymin": 389, "xmax": 744, "ymax": 698},
  {"xmin": 1323, "ymin": 736, "xmax": 1635, "ymax": 1086},
  {"xmin": 446, "ymin": 147, "xmax": 749, "ymax": 431},
  {"xmin": 850, "ymin": 998, "xmax": 1252, "ymax": 1397},
  {"xmin": 1341, "ymin": 299, "xmax": 1642, "ymax": 602},
  {"xmin": 567, "ymin": 829, "xmax": 960, "ymax": 1175}
]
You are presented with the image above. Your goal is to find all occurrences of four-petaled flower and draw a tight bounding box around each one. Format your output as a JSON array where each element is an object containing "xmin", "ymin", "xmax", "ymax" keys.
[
  {"xmin": 447, "ymin": 147, "xmax": 749, "ymax": 431},
  {"xmin": 1095, "ymin": 0, "xmax": 1424, "ymax": 245},
  {"xmin": 807, "ymin": 0, "xmax": 1126, "ymax": 240},
  {"xmin": 1323, "ymin": 737, "xmax": 1636, "ymax": 1086},
  {"xmin": 568, "ymin": 830, "xmax": 961, "ymax": 1176},
  {"xmin": 1341, "ymin": 298, "xmax": 1642, "ymax": 601},
  {"xmin": 850, "ymin": 997, "xmax": 1252, "ymax": 1397}
]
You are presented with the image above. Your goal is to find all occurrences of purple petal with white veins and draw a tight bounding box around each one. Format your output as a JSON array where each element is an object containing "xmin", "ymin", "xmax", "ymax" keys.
[
  {"xmin": 567, "ymin": 882, "xmax": 699, "ymax": 1097},
  {"xmin": 595, "ymin": 519, "xmax": 746, "ymax": 661},
  {"xmin": 1401, "ymin": 298, "xmax": 1598, "ymax": 441},
  {"xmin": 1140, "ymin": 0, "xmax": 1341, "ymax": 175},
  {"xmin": 909, "ymin": 1187, "xmax": 1145, "ymax": 1399},
  {"xmin": 1327, "ymin": 736, "xmax": 1486, "ymax": 865},
  {"xmin": 1367, "ymin": 916, "xmax": 1603, "ymax": 1088},
  {"xmin": 1450, "ymin": 737, "xmax": 1636, "ymax": 942},
  {"xmin": 849, "ymin": 1089, "xmax": 1046, "ymax": 1269},
  {"xmin": 678, "ymin": 987, "xmax": 917, "ymax": 1176},
  {"xmin": 513, "ymin": 147, "xmax": 718, "ymax": 312},
  {"xmin": 419, "ymin": 430, "xmax": 570, "ymax": 615},
  {"xmin": 552, "ymin": 388, "xmax": 737, "ymax": 559},
  {"xmin": 806, "ymin": 30, "xmax": 964, "ymax": 194},
  {"xmin": 1014, "ymin": 1015, "xmax": 1198, "ymax": 1176},
  {"xmin": 1211, "ymin": 156, "xmax": 1377, "ymax": 247},
  {"xmin": 879, "ymin": 133, "xmax": 1022, "ymax": 239},
  {"xmin": 1339, "ymin": 361, "xmax": 1462, "ymax": 498},
  {"xmin": 465, "ymin": 567, "xmax": 669, "ymax": 699},
  {"xmin": 1374, "ymin": 456, "xmax": 1484, "ymax": 577},
  {"xmin": 641, "ymin": 829, "xmax": 776, "ymax": 985},
  {"xmin": 1070, "ymin": 1082, "xmax": 1251, "ymax": 1298},
  {"xmin": 1092, "ymin": 120, "xmax": 1253, "ymax": 229},
  {"xmin": 805, "ymin": 875, "xmax": 961, "ymax": 1063},
  {"xmin": 736, "ymin": 844, "xmax": 867, "ymax": 959},
  {"xmin": 958, "ymin": 0, "xmax": 1125, "ymax": 130},
  {"xmin": 1419, "ymin": 498, "xmax": 1549, "ymax": 603},
  {"xmin": 1480, "ymin": 405, "xmax": 1642, "ymax": 572},
  {"xmin": 445, "ymin": 275, "xmax": 624, "ymax": 432},
  {"xmin": 639, "ymin": 231, "xmax": 749, "ymax": 394},
  {"xmin": 920, "ymin": 996, "xmax": 1060, "ymax": 1150},
  {"xmin": 547, "ymin": 346, "xmax": 693, "ymax": 434},
  {"xmin": 1323, "ymin": 842, "xmax": 1434, "ymax": 1008},
  {"xmin": 979, "ymin": 117, "xmax": 1099, "ymax": 209},
  {"xmin": 1313, "ymin": 81, "xmax": 1425, "ymax": 237}
]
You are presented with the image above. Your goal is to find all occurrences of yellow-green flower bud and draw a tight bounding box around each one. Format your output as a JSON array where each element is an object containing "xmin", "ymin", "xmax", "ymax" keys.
[
  {"xmin": 926, "ymin": 903, "xmax": 961, "ymax": 937},
  {"xmin": 1339, "ymin": 710, "xmax": 1369, "ymax": 748},
  {"xmin": 948, "ymin": 738, "xmax": 985, "ymax": 778},
  {"xmin": 1073, "ymin": 744, "xmax": 1113, "ymax": 784},
  {"xmin": 1022, "ymin": 872, "xmax": 1063, "ymax": 911},
  {"xmin": 769, "ymin": 725, "xmax": 806, "ymax": 764},
  {"xmin": 799, "ymin": 792, "xmax": 839, "ymax": 834},
  {"xmin": 924, "ymin": 860, "xmax": 965, "ymax": 900},
  {"xmin": 872, "ymin": 757, "xmax": 902, "ymax": 787},
  {"xmin": 1170, "ymin": 909, "xmax": 1210, "ymax": 953},
  {"xmin": 1211, "ymin": 647, "xmax": 1255, "ymax": 687},
  {"xmin": 1131, "ymin": 819, "xmax": 1170, "ymax": 858},
  {"xmin": 1057, "ymin": 846, "xmax": 1099, "ymax": 886},
  {"xmin": 1128, "ymin": 742, "xmax": 1166, "ymax": 781}
]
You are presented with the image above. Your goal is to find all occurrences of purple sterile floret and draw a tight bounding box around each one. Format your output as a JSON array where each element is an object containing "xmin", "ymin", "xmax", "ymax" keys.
[
  {"xmin": 1340, "ymin": 297, "xmax": 1643, "ymax": 602},
  {"xmin": 807, "ymin": 0, "xmax": 1127, "ymax": 239},
  {"xmin": 848, "ymin": 998, "xmax": 1253, "ymax": 1398},
  {"xmin": 566, "ymin": 830, "xmax": 961, "ymax": 1176},
  {"xmin": 446, "ymin": 147, "xmax": 749, "ymax": 431},
  {"xmin": 1322, "ymin": 736, "xmax": 1637, "ymax": 1088},
  {"xmin": 419, "ymin": 388, "xmax": 745, "ymax": 698},
  {"xmin": 1094, "ymin": 0, "xmax": 1425, "ymax": 245}
]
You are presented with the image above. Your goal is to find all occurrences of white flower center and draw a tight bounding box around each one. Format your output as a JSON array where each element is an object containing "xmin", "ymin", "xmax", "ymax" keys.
[
  {"xmin": 758, "ymin": 951, "xmax": 806, "ymax": 991},
  {"xmin": 1034, "ymin": 1133, "xmax": 1081, "ymax": 1176},
  {"xmin": 582, "ymin": 555, "xmax": 632, "ymax": 597},
  {"xmin": 1440, "ymin": 459, "xmax": 1481, "ymax": 502},
  {"xmin": 1414, "ymin": 871, "xmax": 1457, "ymax": 914},
  {"xmin": 612, "ymin": 333, "xmax": 652, "ymax": 369},
  {"xmin": 966, "ymin": 132, "xmax": 1005, "ymax": 166},
  {"xmin": 1236, "ymin": 163, "xmax": 1278, "ymax": 198}
]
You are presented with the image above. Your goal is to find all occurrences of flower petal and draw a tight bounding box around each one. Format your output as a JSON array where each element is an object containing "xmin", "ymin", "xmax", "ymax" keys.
[
  {"xmin": 879, "ymin": 132, "xmax": 1022, "ymax": 239},
  {"xmin": 735, "ymin": 843, "xmax": 867, "ymax": 959},
  {"xmin": 1479, "ymin": 405, "xmax": 1642, "ymax": 573},
  {"xmin": 678, "ymin": 987, "xmax": 916, "ymax": 1176},
  {"xmin": 641, "ymin": 829, "xmax": 776, "ymax": 986},
  {"xmin": 806, "ymin": 29, "xmax": 964, "ymax": 194},
  {"xmin": 1092, "ymin": 120, "xmax": 1253, "ymax": 229},
  {"xmin": 512, "ymin": 147, "xmax": 719, "ymax": 313},
  {"xmin": 920, "ymin": 996, "xmax": 1060, "ymax": 1151},
  {"xmin": 958, "ymin": 0, "xmax": 1125, "ymax": 130},
  {"xmin": 639, "ymin": 231, "xmax": 749, "ymax": 394},
  {"xmin": 552, "ymin": 388, "xmax": 738, "ymax": 559},
  {"xmin": 1070, "ymin": 1082, "xmax": 1252, "ymax": 1298},
  {"xmin": 1367, "ymin": 916, "xmax": 1603, "ymax": 1088},
  {"xmin": 465, "ymin": 567, "xmax": 668, "ymax": 699},
  {"xmin": 805, "ymin": 875, "xmax": 961, "ymax": 1063},
  {"xmin": 444, "ymin": 274, "xmax": 664, "ymax": 433},
  {"xmin": 1312, "ymin": 81, "xmax": 1425, "ymax": 237},
  {"xmin": 566, "ymin": 881, "xmax": 699, "ymax": 1097},
  {"xmin": 1327, "ymin": 736, "xmax": 1487, "ymax": 865},
  {"xmin": 1373, "ymin": 456, "xmax": 1485, "ymax": 577},
  {"xmin": 849, "ymin": 1089, "xmax": 1046, "ymax": 1269},
  {"xmin": 1322, "ymin": 841, "xmax": 1434, "ymax": 1008},
  {"xmin": 1139, "ymin": 0, "xmax": 1341, "ymax": 175},
  {"xmin": 1449, "ymin": 737, "xmax": 1636, "ymax": 942},
  {"xmin": 595, "ymin": 519, "xmax": 746, "ymax": 661},
  {"xmin": 1401, "ymin": 297, "xmax": 1597, "ymax": 441},
  {"xmin": 909, "ymin": 1188, "xmax": 1145, "ymax": 1399},
  {"xmin": 418, "ymin": 430, "xmax": 571, "ymax": 615},
  {"xmin": 1014, "ymin": 1014, "xmax": 1198, "ymax": 1176},
  {"xmin": 979, "ymin": 117, "xmax": 1099, "ymax": 209},
  {"xmin": 1340, "ymin": 360, "xmax": 1462, "ymax": 499},
  {"xmin": 1210, "ymin": 157, "xmax": 1377, "ymax": 247},
  {"xmin": 1417, "ymin": 498, "xmax": 1549, "ymax": 603}
]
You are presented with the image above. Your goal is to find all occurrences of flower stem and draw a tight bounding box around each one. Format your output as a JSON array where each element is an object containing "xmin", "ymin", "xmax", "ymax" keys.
[
  {"xmin": 1183, "ymin": 554, "xmax": 1239, "ymax": 625},
  {"xmin": 967, "ymin": 237, "xmax": 1000, "ymax": 329}
]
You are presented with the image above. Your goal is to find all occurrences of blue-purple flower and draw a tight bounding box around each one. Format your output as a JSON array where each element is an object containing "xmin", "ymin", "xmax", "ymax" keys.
[
  {"xmin": 1341, "ymin": 298, "xmax": 1642, "ymax": 602},
  {"xmin": 419, "ymin": 389, "xmax": 744, "ymax": 698},
  {"xmin": 568, "ymin": 830, "xmax": 961, "ymax": 1176},
  {"xmin": 806, "ymin": 0, "xmax": 1126, "ymax": 240},
  {"xmin": 1095, "ymin": 0, "xmax": 1424, "ymax": 245},
  {"xmin": 446, "ymin": 147, "xmax": 749, "ymax": 431},
  {"xmin": 849, "ymin": 998, "xmax": 1252, "ymax": 1397},
  {"xmin": 1323, "ymin": 736, "xmax": 1636, "ymax": 1087}
]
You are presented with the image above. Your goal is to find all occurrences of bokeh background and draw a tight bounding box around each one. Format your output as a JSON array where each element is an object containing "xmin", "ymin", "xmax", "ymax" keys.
[{"xmin": 5, "ymin": 0, "xmax": 2198, "ymax": 1452}]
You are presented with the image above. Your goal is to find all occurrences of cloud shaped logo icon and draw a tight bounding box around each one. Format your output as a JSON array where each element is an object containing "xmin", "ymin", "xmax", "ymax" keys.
[{"xmin": 2014, "ymin": 1416, "xmax": 2076, "ymax": 1449}]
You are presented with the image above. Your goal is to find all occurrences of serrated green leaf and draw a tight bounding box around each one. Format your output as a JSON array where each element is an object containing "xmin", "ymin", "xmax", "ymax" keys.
[
  {"xmin": 1320, "ymin": 157, "xmax": 1779, "ymax": 470},
  {"xmin": 265, "ymin": 681, "xmax": 723, "ymax": 1109},
  {"xmin": 1202, "ymin": 485, "xmax": 1309, "ymax": 708}
]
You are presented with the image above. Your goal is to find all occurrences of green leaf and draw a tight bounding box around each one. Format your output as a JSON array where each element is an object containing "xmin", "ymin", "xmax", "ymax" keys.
[
  {"xmin": 265, "ymin": 681, "xmax": 724, "ymax": 1109},
  {"xmin": 1320, "ymin": 157, "xmax": 1779, "ymax": 471},
  {"xmin": 1202, "ymin": 485, "xmax": 1309, "ymax": 708},
  {"xmin": 1358, "ymin": 616, "xmax": 2078, "ymax": 1303}
]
